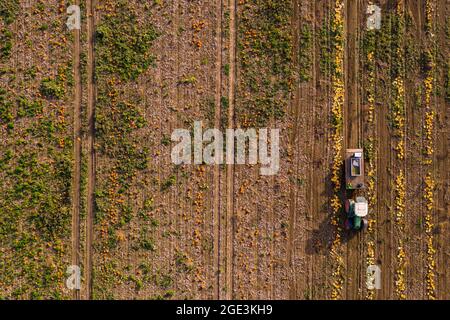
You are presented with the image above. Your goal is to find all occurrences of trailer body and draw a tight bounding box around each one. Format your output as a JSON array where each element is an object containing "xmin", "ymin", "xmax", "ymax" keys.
[{"xmin": 345, "ymin": 148, "xmax": 365, "ymax": 189}]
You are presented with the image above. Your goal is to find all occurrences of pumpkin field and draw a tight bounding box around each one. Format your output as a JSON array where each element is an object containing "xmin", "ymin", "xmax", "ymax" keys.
[{"xmin": 0, "ymin": 0, "xmax": 448, "ymax": 300}]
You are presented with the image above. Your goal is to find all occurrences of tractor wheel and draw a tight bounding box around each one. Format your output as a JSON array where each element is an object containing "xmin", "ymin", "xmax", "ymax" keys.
[
  {"xmin": 345, "ymin": 199, "xmax": 352, "ymax": 213},
  {"xmin": 344, "ymin": 219, "xmax": 352, "ymax": 231},
  {"xmin": 362, "ymin": 218, "xmax": 369, "ymax": 230}
]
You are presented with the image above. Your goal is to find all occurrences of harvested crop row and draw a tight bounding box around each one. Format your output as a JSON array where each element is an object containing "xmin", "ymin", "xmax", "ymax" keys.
[
  {"xmin": 362, "ymin": 22, "xmax": 377, "ymax": 300},
  {"xmin": 329, "ymin": 0, "xmax": 345, "ymax": 300},
  {"xmin": 423, "ymin": 0, "xmax": 437, "ymax": 300},
  {"xmin": 384, "ymin": 3, "xmax": 407, "ymax": 300}
]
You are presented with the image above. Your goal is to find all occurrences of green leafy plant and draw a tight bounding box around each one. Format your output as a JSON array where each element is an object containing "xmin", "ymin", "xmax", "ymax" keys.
[
  {"xmin": 39, "ymin": 78, "xmax": 65, "ymax": 99},
  {"xmin": 95, "ymin": 4, "xmax": 158, "ymax": 81}
]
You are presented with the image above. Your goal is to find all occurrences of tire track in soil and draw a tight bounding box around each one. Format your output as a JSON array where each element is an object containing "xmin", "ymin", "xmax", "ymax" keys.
[
  {"xmin": 405, "ymin": 0, "xmax": 426, "ymax": 299},
  {"xmin": 357, "ymin": 0, "xmax": 367, "ymax": 299},
  {"xmin": 309, "ymin": 0, "xmax": 323, "ymax": 300},
  {"xmin": 213, "ymin": 0, "xmax": 223, "ymax": 299},
  {"xmin": 311, "ymin": 0, "xmax": 333, "ymax": 299},
  {"xmin": 225, "ymin": 0, "xmax": 237, "ymax": 300},
  {"xmin": 317, "ymin": 0, "xmax": 333, "ymax": 299},
  {"xmin": 287, "ymin": 0, "xmax": 300, "ymax": 299},
  {"xmin": 372, "ymin": 27, "xmax": 381, "ymax": 301},
  {"xmin": 174, "ymin": 0, "xmax": 184, "ymax": 298},
  {"xmin": 344, "ymin": 0, "xmax": 361, "ymax": 300},
  {"xmin": 173, "ymin": 0, "xmax": 181, "ymax": 297},
  {"xmin": 377, "ymin": 2, "xmax": 394, "ymax": 299},
  {"xmin": 376, "ymin": 63, "xmax": 392, "ymax": 300},
  {"xmin": 287, "ymin": 0, "xmax": 317, "ymax": 299},
  {"xmin": 357, "ymin": 0, "xmax": 366, "ymax": 299},
  {"xmin": 84, "ymin": 0, "xmax": 96, "ymax": 300},
  {"xmin": 306, "ymin": 0, "xmax": 319, "ymax": 299},
  {"xmin": 71, "ymin": 0, "xmax": 82, "ymax": 301}
]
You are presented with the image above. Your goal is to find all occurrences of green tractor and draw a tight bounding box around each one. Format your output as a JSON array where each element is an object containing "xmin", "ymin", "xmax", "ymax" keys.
[
  {"xmin": 344, "ymin": 196, "xmax": 369, "ymax": 231},
  {"xmin": 344, "ymin": 148, "xmax": 368, "ymax": 231}
]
